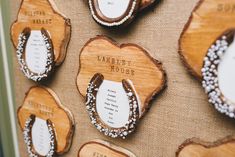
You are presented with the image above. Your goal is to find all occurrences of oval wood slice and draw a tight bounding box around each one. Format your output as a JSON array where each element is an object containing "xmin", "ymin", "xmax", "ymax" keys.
[
  {"xmin": 77, "ymin": 35, "xmax": 166, "ymax": 117},
  {"xmin": 17, "ymin": 86, "xmax": 75, "ymax": 155},
  {"xmin": 176, "ymin": 136, "xmax": 235, "ymax": 157},
  {"xmin": 11, "ymin": 0, "xmax": 71, "ymax": 65},
  {"xmin": 78, "ymin": 139, "xmax": 136, "ymax": 157},
  {"xmin": 179, "ymin": 0, "xmax": 235, "ymax": 79}
]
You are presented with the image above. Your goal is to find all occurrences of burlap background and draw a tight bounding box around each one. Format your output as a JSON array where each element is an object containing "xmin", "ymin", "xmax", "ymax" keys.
[{"xmin": 10, "ymin": 0, "xmax": 235, "ymax": 156}]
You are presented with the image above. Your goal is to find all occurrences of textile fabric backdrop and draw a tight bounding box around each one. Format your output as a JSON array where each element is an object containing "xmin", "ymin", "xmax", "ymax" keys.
[{"xmin": 10, "ymin": 0, "xmax": 235, "ymax": 156}]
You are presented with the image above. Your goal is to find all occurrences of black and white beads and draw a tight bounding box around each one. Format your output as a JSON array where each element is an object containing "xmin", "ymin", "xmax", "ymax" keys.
[
  {"xmin": 88, "ymin": 0, "xmax": 137, "ymax": 27},
  {"xmin": 202, "ymin": 35, "xmax": 235, "ymax": 118},
  {"xmin": 23, "ymin": 115, "xmax": 56, "ymax": 157},
  {"xmin": 86, "ymin": 75, "xmax": 139, "ymax": 139},
  {"xmin": 16, "ymin": 29, "xmax": 54, "ymax": 82}
]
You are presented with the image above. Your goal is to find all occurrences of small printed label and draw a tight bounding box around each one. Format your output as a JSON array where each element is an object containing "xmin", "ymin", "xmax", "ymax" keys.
[
  {"xmin": 31, "ymin": 117, "xmax": 51, "ymax": 156},
  {"xmin": 25, "ymin": 30, "xmax": 48, "ymax": 74},
  {"xmin": 96, "ymin": 80, "xmax": 130, "ymax": 128},
  {"xmin": 97, "ymin": 0, "xmax": 130, "ymax": 18}
]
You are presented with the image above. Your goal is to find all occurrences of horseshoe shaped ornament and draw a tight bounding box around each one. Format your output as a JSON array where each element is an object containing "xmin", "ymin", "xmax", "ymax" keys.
[
  {"xmin": 88, "ymin": 0, "xmax": 140, "ymax": 27},
  {"xmin": 16, "ymin": 27, "xmax": 54, "ymax": 81},
  {"xmin": 202, "ymin": 30, "xmax": 235, "ymax": 118},
  {"xmin": 77, "ymin": 36, "xmax": 166, "ymax": 138},
  {"xmin": 18, "ymin": 86, "xmax": 75, "ymax": 156},
  {"xmin": 86, "ymin": 73, "xmax": 140, "ymax": 138},
  {"xmin": 24, "ymin": 115, "xmax": 56, "ymax": 157}
]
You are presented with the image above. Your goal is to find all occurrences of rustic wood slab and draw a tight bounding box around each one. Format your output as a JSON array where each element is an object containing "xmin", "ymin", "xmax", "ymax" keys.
[
  {"xmin": 176, "ymin": 136, "xmax": 235, "ymax": 157},
  {"xmin": 179, "ymin": 0, "xmax": 235, "ymax": 79},
  {"xmin": 78, "ymin": 139, "xmax": 136, "ymax": 157},
  {"xmin": 17, "ymin": 86, "xmax": 75, "ymax": 155},
  {"xmin": 76, "ymin": 35, "xmax": 166, "ymax": 138},
  {"xmin": 11, "ymin": 0, "xmax": 71, "ymax": 65},
  {"xmin": 77, "ymin": 35, "xmax": 166, "ymax": 117}
]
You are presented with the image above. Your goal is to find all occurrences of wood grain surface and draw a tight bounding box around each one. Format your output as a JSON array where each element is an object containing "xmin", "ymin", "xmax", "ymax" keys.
[
  {"xmin": 176, "ymin": 136, "xmax": 235, "ymax": 157},
  {"xmin": 78, "ymin": 139, "xmax": 136, "ymax": 157},
  {"xmin": 17, "ymin": 86, "xmax": 75, "ymax": 154},
  {"xmin": 77, "ymin": 36, "xmax": 166, "ymax": 116},
  {"xmin": 11, "ymin": 0, "xmax": 71, "ymax": 65},
  {"xmin": 179, "ymin": 0, "xmax": 235, "ymax": 79},
  {"xmin": 10, "ymin": 0, "xmax": 235, "ymax": 156}
]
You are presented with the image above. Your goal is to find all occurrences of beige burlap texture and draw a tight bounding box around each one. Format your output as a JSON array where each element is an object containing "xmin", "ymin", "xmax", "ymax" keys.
[{"xmin": 10, "ymin": 0, "xmax": 235, "ymax": 156}]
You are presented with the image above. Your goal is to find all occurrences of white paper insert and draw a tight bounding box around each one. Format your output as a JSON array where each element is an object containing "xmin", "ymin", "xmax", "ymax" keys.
[
  {"xmin": 218, "ymin": 35, "xmax": 235, "ymax": 103},
  {"xmin": 96, "ymin": 80, "xmax": 130, "ymax": 128},
  {"xmin": 31, "ymin": 117, "xmax": 51, "ymax": 156},
  {"xmin": 25, "ymin": 30, "xmax": 48, "ymax": 74},
  {"xmin": 97, "ymin": 0, "xmax": 130, "ymax": 19}
]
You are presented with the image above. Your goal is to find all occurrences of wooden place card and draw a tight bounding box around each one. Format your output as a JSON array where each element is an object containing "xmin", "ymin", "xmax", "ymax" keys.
[
  {"xmin": 78, "ymin": 139, "xmax": 136, "ymax": 157},
  {"xmin": 176, "ymin": 136, "xmax": 235, "ymax": 157},
  {"xmin": 87, "ymin": 0, "xmax": 159, "ymax": 27},
  {"xmin": 11, "ymin": 0, "xmax": 71, "ymax": 81},
  {"xmin": 77, "ymin": 36, "xmax": 166, "ymax": 138},
  {"xmin": 179, "ymin": 0, "xmax": 235, "ymax": 79},
  {"xmin": 179, "ymin": 0, "xmax": 235, "ymax": 119},
  {"xmin": 18, "ymin": 86, "xmax": 75, "ymax": 156}
]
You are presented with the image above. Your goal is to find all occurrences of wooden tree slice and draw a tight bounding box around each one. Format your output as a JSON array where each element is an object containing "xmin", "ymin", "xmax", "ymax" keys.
[
  {"xmin": 179, "ymin": 0, "xmax": 235, "ymax": 79},
  {"xmin": 77, "ymin": 35, "xmax": 166, "ymax": 138},
  {"xmin": 11, "ymin": 0, "xmax": 71, "ymax": 65},
  {"xmin": 17, "ymin": 86, "xmax": 75, "ymax": 155},
  {"xmin": 78, "ymin": 139, "xmax": 136, "ymax": 157},
  {"xmin": 88, "ymin": 0, "xmax": 140, "ymax": 27},
  {"xmin": 176, "ymin": 136, "xmax": 235, "ymax": 157},
  {"xmin": 77, "ymin": 35, "xmax": 166, "ymax": 117}
]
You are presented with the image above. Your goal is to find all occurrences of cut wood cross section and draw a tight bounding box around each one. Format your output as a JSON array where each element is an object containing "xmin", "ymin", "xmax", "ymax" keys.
[
  {"xmin": 77, "ymin": 36, "xmax": 166, "ymax": 138},
  {"xmin": 17, "ymin": 86, "xmax": 75, "ymax": 156},
  {"xmin": 11, "ymin": 0, "xmax": 71, "ymax": 66},
  {"xmin": 179, "ymin": 0, "xmax": 235, "ymax": 79},
  {"xmin": 78, "ymin": 139, "xmax": 136, "ymax": 157},
  {"xmin": 176, "ymin": 136, "xmax": 235, "ymax": 157}
]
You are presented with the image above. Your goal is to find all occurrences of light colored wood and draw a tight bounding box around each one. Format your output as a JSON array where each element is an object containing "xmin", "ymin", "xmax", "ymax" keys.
[
  {"xmin": 17, "ymin": 86, "xmax": 75, "ymax": 154},
  {"xmin": 11, "ymin": 0, "xmax": 71, "ymax": 65},
  {"xmin": 76, "ymin": 36, "xmax": 166, "ymax": 117},
  {"xmin": 179, "ymin": 0, "xmax": 235, "ymax": 79},
  {"xmin": 78, "ymin": 139, "xmax": 136, "ymax": 157},
  {"xmin": 177, "ymin": 136, "xmax": 235, "ymax": 157}
]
